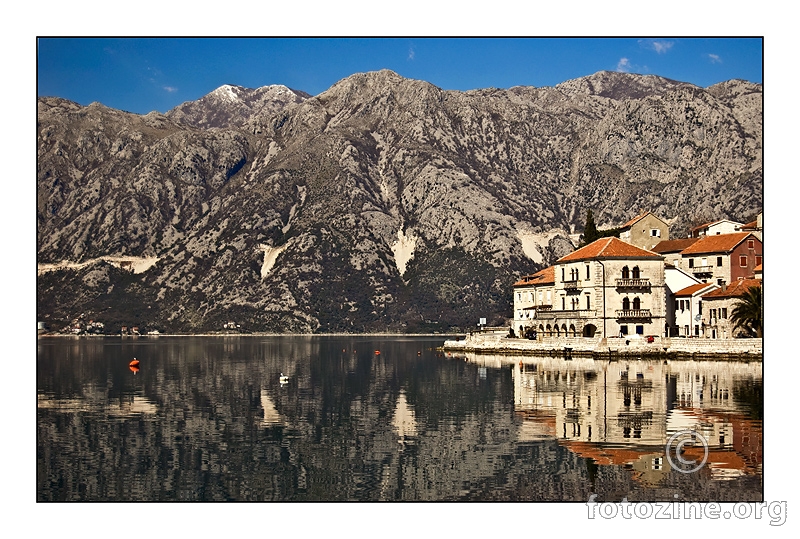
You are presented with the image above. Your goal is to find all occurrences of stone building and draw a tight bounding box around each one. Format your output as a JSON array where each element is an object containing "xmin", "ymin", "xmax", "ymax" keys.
[
  {"xmin": 513, "ymin": 237, "xmax": 666, "ymax": 340},
  {"xmin": 701, "ymin": 278, "xmax": 762, "ymax": 339},
  {"xmin": 617, "ymin": 212, "xmax": 670, "ymax": 251},
  {"xmin": 513, "ymin": 266, "xmax": 554, "ymax": 337},
  {"xmin": 652, "ymin": 237, "xmax": 701, "ymax": 270}
]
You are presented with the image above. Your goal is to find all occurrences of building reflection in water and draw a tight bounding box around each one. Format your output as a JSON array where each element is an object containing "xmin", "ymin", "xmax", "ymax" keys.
[
  {"xmin": 260, "ymin": 390, "xmax": 284, "ymax": 426},
  {"xmin": 463, "ymin": 353, "xmax": 762, "ymax": 485},
  {"xmin": 392, "ymin": 390, "xmax": 418, "ymax": 445}
]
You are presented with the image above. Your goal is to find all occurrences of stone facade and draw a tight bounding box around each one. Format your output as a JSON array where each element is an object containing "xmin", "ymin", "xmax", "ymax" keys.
[
  {"xmin": 701, "ymin": 279, "xmax": 761, "ymax": 339},
  {"xmin": 514, "ymin": 237, "xmax": 666, "ymax": 340},
  {"xmin": 618, "ymin": 212, "xmax": 670, "ymax": 251},
  {"xmin": 652, "ymin": 238, "xmax": 701, "ymax": 269}
]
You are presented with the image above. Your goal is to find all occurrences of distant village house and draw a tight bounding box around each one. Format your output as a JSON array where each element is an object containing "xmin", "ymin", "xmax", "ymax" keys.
[{"xmin": 513, "ymin": 211, "xmax": 763, "ymax": 341}]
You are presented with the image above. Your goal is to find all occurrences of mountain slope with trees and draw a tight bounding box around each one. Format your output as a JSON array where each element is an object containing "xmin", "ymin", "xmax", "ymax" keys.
[{"xmin": 37, "ymin": 70, "xmax": 763, "ymax": 333}]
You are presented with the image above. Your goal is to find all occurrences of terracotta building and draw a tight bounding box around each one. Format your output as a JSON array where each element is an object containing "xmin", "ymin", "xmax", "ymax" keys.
[{"xmin": 679, "ymin": 232, "xmax": 762, "ymax": 287}]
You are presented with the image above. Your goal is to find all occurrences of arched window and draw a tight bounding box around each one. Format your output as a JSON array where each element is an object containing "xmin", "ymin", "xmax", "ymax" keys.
[
  {"xmin": 622, "ymin": 297, "xmax": 630, "ymax": 310},
  {"xmin": 621, "ymin": 266, "xmax": 630, "ymax": 279},
  {"xmin": 632, "ymin": 266, "xmax": 640, "ymax": 279},
  {"xmin": 633, "ymin": 297, "xmax": 641, "ymax": 310}
]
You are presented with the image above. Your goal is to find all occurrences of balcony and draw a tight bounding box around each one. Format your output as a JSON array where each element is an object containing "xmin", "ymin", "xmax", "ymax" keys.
[
  {"xmin": 615, "ymin": 278, "xmax": 651, "ymax": 289},
  {"xmin": 615, "ymin": 309, "xmax": 652, "ymax": 320},
  {"xmin": 535, "ymin": 309, "xmax": 597, "ymax": 319},
  {"xmin": 690, "ymin": 265, "xmax": 714, "ymax": 275},
  {"xmin": 520, "ymin": 305, "xmax": 552, "ymax": 318}
]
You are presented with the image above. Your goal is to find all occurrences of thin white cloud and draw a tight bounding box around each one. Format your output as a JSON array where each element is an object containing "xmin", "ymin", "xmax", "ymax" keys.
[
  {"xmin": 707, "ymin": 53, "xmax": 722, "ymax": 64},
  {"xmin": 639, "ymin": 39, "xmax": 674, "ymax": 54},
  {"xmin": 616, "ymin": 58, "xmax": 632, "ymax": 72},
  {"xmin": 652, "ymin": 40, "xmax": 674, "ymax": 54},
  {"xmin": 408, "ymin": 46, "xmax": 415, "ymax": 61},
  {"xmin": 163, "ymin": 86, "xmax": 178, "ymax": 93}
]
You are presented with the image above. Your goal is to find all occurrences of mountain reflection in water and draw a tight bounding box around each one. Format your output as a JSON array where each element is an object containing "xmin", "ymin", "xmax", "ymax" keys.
[{"xmin": 37, "ymin": 336, "xmax": 762, "ymax": 501}]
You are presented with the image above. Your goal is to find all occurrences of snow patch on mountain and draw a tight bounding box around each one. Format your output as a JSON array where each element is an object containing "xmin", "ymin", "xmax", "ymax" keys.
[{"xmin": 213, "ymin": 85, "xmax": 240, "ymax": 103}]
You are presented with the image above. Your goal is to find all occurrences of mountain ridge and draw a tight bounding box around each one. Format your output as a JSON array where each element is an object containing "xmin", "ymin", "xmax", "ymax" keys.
[{"xmin": 37, "ymin": 70, "xmax": 763, "ymax": 334}]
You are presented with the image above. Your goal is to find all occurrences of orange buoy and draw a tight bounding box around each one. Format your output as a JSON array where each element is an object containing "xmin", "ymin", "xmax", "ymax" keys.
[
  {"xmin": 374, "ymin": 350, "xmax": 380, "ymax": 355},
  {"xmin": 129, "ymin": 365, "xmax": 140, "ymax": 374},
  {"xmin": 129, "ymin": 358, "xmax": 140, "ymax": 367}
]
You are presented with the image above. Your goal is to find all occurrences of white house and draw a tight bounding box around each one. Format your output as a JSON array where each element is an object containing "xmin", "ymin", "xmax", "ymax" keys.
[
  {"xmin": 664, "ymin": 264, "xmax": 702, "ymax": 336},
  {"xmin": 673, "ymin": 282, "xmax": 719, "ymax": 337},
  {"xmin": 689, "ymin": 219, "xmax": 744, "ymax": 238}
]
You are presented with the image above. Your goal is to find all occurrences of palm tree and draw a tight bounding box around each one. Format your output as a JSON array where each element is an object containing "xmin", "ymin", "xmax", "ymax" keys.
[{"xmin": 730, "ymin": 285, "xmax": 762, "ymax": 338}]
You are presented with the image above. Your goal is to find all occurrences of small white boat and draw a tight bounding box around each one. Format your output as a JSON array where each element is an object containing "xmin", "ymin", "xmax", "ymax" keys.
[{"xmin": 279, "ymin": 373, "xmax": 289, "ymax": 385}]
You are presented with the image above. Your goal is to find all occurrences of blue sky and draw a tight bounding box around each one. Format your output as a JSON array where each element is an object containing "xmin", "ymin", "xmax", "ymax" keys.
[{"xmin": 37, "ymin": 37, "xmax": 762, "ymax": 115}]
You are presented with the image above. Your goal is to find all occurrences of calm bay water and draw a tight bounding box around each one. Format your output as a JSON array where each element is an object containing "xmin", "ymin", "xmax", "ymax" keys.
[{"xmin": 37, "ymin": 336, "xmax": 762, "ymax": 502}]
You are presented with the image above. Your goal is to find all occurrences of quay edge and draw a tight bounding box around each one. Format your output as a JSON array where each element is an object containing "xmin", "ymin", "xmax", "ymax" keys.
[{"xmin": 441, "ymin": 331, "xmax": 762, "ymax": 361}]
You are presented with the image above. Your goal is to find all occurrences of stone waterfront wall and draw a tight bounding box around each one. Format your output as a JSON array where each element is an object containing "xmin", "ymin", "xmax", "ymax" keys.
[{"xmin": 443, "ymin": 333, "xmax": 762, "ymax": 360}]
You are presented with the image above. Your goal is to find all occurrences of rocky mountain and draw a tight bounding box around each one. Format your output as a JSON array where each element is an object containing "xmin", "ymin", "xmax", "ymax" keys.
[
  {"xmin": 165, "ymin": 84, "xmax": 311, "ymax": 129},
  {"xmin": 37, "ymin": 70, "xmax": 763, "ymax": 334}
]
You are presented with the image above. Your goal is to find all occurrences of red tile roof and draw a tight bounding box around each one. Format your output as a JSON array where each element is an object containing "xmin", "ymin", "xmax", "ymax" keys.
[
  {"xmin": 675, "ymin": 283, "xmax": 718, "ymax": 297},
  {"xmin": 702, "ymin": 279, "xmax": 761, "ymax": 299},
  {"xmin": 619, "ymin": 212, "xmax": 650, "ymax": 229},
  {"xmin": 556, "ymin": 237, "xmax": 662, "ymax": 263},
  {"xmin": 652, "ymin": 238, "xmax": 700, "ymax": 254},
  {"xmin": 619, "ymin": 211, "xmax": 667, "ymax": 230},
  {"xmin": 689, "ymin": 220, "xmax": 716, "ymax": 233},
  {"xmin": 681, "ymin": 232, "xmax": 758, "ymax": 255},
  {"xmin": 742, "ymin": 220, "xmax": 759, "ymax": 230},
  {"xmin": 513, "ymin": 266, "xmax": 555, "ymax": 287}
]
